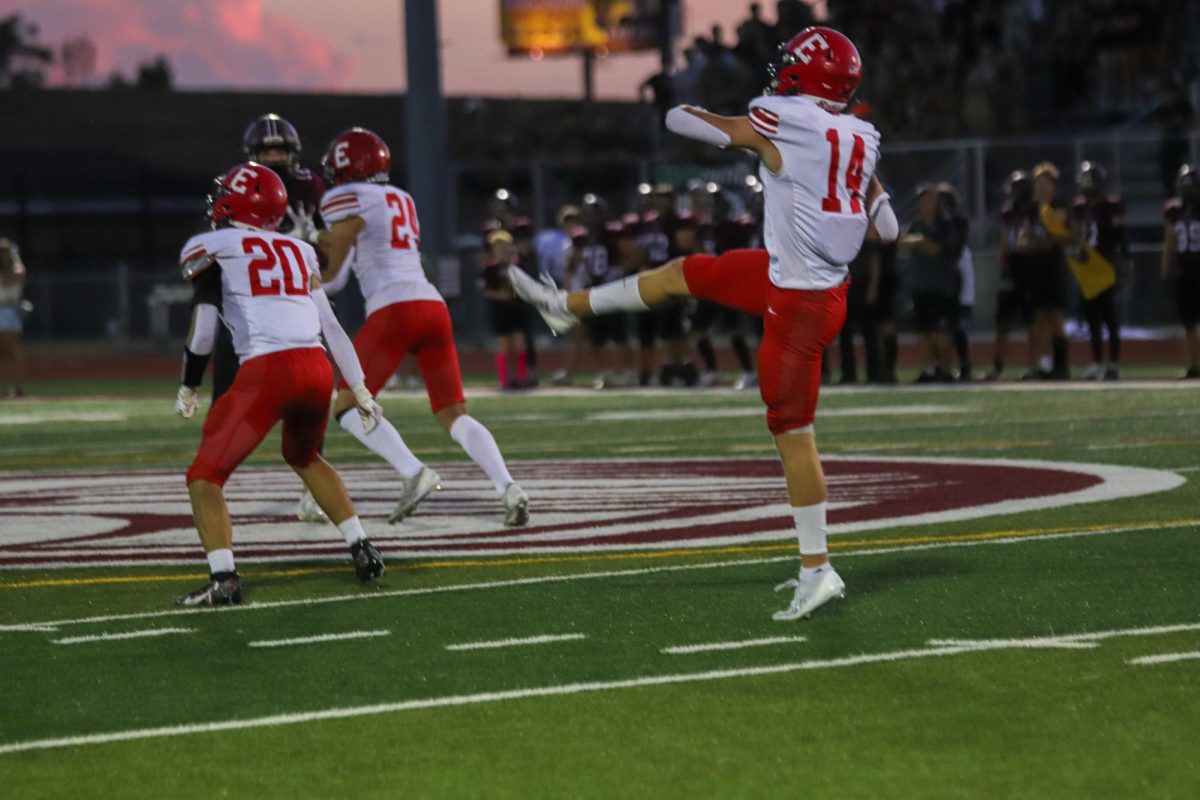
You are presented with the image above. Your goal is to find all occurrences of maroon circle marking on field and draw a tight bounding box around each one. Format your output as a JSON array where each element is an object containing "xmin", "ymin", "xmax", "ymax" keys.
[{"xmin": 0, "ymin": 458, "xmax": 1104, "ymax": 566}]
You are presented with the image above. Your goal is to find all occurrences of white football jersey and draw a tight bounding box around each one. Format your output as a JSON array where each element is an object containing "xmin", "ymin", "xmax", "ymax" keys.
[
  {"xmin": 319, "ymin": 182, "xmax": 443, "ymax": 315},
  {"xmin": 180, "ymin": 228, "xmax": 322, "ymax": 362},
  {"xmin": 748, "ymin": 94, "xmax": 881, "ymax": 290}
]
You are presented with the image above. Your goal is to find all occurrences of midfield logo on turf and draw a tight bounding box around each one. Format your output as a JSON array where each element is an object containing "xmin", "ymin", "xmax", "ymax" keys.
[{"xmin": 0, "ymin": 457, "xmax": 1183, "ymax": 567}]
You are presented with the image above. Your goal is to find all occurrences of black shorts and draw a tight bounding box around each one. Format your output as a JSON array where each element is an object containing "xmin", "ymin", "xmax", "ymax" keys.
[
  {"xmin": 912, "ymin": 292, "xmax": 953, "ymax": 333},
  {"xmin": 1178, "ymin": 270, "xmax": 1200, "ymax": 326},
  {"xmin": 869, "ymin": 266, "xmax": 897, "ymax": 323},
  {"xmin": 995, "ymin": 287, "xmax": 1024, "ymax": 325},
  {"xmin": 587, "ymin": 313, "xmax": 629, "ymax": 346},
  {"xmin": 1027, "ymin": 260, "xmax": 1069, "ymax": 312},
  {"xmin": 488, "ymin": 300, "xmax": 526, "ymax": 336}
]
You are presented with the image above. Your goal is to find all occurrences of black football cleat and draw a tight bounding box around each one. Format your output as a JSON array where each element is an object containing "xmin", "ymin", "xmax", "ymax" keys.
[
  {"xmin": 350, "ymin": 538, "xmax": 386, "ymax": 582},
  {"xmin": 175, "ymin": 571, "xmax": 243, "ymax": 606}
]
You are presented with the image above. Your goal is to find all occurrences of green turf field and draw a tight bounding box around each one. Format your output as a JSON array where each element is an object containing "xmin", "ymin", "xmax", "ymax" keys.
[{"xmin": 2, "ymin": 380, "xmax": 1199, "ymax": 799}]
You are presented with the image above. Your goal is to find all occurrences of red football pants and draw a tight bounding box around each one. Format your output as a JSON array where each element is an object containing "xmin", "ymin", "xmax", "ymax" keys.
[
  {"xmin": 683, "ymin": 249, "xmax": 848, "ymax": 434},
  {"xmin": 337, "ymin": 300, "xmax": 466, "ymax": 413},
  {"xmin": 187, "ymin": 347, "xmax": 333, "ymax": 486}
]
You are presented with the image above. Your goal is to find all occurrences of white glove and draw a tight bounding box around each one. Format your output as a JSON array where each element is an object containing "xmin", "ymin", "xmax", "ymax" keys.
[
  {"xmin": 175, "ymin": 385, "xmax": 199, "ymax": 419},
  {"xmin": 350, "ymin": 383, "xmax": 383, "ymax": 434},
  {"xmin": 285, "ymin": 206, "xmax": 318, "ymax": 244}
]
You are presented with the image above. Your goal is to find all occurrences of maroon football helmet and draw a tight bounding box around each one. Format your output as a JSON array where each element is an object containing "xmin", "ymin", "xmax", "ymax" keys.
[
  {"xmin": 322, "ymin": 128, "xmax": 392, "ymax": 185},
  {"xmin": 768, "ymin": 27, "xmax": 862, "ymax": 112},
  {"xmin": 207, "ymin": 162, "xmax": 288, "ymax": 231}
]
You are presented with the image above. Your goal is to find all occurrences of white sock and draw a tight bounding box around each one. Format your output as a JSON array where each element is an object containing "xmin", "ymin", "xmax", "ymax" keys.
[
  {"xmin": 589, "ymin": 276, "xmax": 649, "ymax": 314},
  {"xmin": 792, "ymin": 501, "xmax": 829, "ymax": 560},
  {"xmin": 449, "ymin": 415, "xmax": 513, "ymax": 494},
  {"xmin": 337, "ymin": 515, "xmax": 366, "ymax": 546},
  {"xmin": 339, "ymin": 408, "xmax": 423, "ymax": 479},
  {"xmin": 206, "ymin": 548, "xmax": 235, "ymax": 575}
]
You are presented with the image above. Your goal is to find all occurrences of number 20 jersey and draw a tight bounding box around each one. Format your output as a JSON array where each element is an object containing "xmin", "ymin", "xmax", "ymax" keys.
[
  {"xmin": 319, "ymin": 182, "xmax": 444, "ymax": 315},
  {"xmin": 179, "ymin": 228, "xmax": 322, "ymax": 362},
  {"xmin": 747, "ymin": 94, "xmax": 881, "ymax": 290}
]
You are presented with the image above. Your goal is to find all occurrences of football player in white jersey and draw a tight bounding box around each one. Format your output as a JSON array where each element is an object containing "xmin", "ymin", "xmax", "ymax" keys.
[
  {"xmin": 317, "ymin": 128, "xmax": 529, "ymax": 526},
  {"xmin": 174, "ymin": 163, "xmax": 387, "ymax": 606},
  {"xmin": 510, "ymin": 27, "xmax": 899, "ymax": 620}
]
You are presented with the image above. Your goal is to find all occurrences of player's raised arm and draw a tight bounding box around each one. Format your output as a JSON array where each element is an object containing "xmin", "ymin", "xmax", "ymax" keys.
[
  {"xmin": 865, "ymin": 175, "xmax": 898, "ymax": 243},
  {"xmin": 665, "ymin": 106, "xmax": 784, "ymax": 174},
  {"xmin": 175, "ymin": 247, "xmax": 221, "ymax": 419}
]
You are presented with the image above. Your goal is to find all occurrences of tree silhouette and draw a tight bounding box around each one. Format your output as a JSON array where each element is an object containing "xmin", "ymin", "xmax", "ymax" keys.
[{"xmin": 0, "ymin": 14, "xmax": 53, "ymax": 89}]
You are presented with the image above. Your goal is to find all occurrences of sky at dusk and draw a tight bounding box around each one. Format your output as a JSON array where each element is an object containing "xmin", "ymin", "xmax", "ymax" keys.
[{"xmin": 17, "ymin": 0, "xmax": 821, "ymax": 99}]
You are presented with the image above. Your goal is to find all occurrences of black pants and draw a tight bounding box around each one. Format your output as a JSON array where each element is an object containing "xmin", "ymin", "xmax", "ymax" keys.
[
  {"xmin": 840, "ymin": 277, "xmax": 880, "ymax": 382},
  {"xmin": 1083, "ymin": 286, "xmax": 1120, "ymax": 364}
]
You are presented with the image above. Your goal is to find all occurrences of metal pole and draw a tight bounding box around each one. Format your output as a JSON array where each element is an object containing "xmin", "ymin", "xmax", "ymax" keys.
[
  {"xmin": 582, "ymin": 49, "xmax": 595, "ymax": 103},
  {"xmin": 403, "ymin": 0, "xmax": 450, "ymax": 258}
]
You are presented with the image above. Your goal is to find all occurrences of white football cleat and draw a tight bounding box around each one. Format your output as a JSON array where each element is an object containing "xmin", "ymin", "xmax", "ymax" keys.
[
  {"xmin": 296, "ymin": 490, "xmax": 328, "ymax": 523},
  {"xmin": 501, "ymin": 482, "xmax": 529, "ymax": 527},
  {"xmin": 772, "ymin": 566, "xmax": 846, "ymax": 621},
  {"xmin": 507, "ymin": 266, "xmax": 577, "ymax": 335},
  {"xmin": 389, "ymin": 466, "xmax": 442, "ymax": 524}
]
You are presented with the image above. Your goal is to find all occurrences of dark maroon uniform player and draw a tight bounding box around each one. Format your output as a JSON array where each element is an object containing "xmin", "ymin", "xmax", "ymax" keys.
[
  {"xmin": 1070, "ymin": 161, "xmax": 1126, "ymax": 379},
  {"xmin": 1163, "ymin": 164, "xmax": 1200, "ymax": 378},
  {"xmin": 208, "ymin": 114, "xmax": 328, "ymax": 405}
]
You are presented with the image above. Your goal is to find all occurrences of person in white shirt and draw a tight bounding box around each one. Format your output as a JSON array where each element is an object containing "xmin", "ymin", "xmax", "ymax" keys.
[
  {"xmin": 318, "ymin": 128, "xmax": 529, "ymax": 527},
  {"xmin": 509, "ymin": 28, "xmax": 899, "ymax": 621},
  {"xmin": 174, "ymin": 163, "xmax": 386, "ymax": 606}
]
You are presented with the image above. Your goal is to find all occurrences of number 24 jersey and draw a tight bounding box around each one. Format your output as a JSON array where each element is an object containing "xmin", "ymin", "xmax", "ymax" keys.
[{"xmin": 320, "ymin": 182, "xmax": 444, "ymax": 315}]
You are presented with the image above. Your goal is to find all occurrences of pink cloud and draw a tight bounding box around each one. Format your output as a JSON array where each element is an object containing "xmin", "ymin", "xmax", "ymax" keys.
[{"xmin": 22, "ymin": 0, "xmax": 355, "ymax": 90}]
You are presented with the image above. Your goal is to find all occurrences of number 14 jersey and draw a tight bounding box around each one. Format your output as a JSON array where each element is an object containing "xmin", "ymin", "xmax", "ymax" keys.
[
  {"xmin": 320, "ymin": 182, "xmax": 444, "ymax": 314},
  {"xmin": 748, "ymin": 94, "xmax": 881, "ymax": 290}
]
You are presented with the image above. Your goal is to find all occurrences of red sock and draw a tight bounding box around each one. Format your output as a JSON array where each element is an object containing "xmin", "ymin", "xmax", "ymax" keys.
[
  {"xmin": 496, "ymin": 353, "xmax": 508, "ymax": 386},
  {"xmin": 517, "ymin": 351, "xmax": 528, "ymax": 382}
]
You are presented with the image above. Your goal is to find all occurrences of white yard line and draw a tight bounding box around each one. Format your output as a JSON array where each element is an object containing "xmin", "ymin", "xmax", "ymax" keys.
[
  {"xmin": 4, "ymin": 617, "xmax": 1197, "ymax": 755},
  {"xmin": 248, "ymin": 630, "xmax": 390, "ymax": 649},
  {"xmin": 1127, "ymin": 651, "xmax": 1200, "ymax": 666},
  {"xmin": 51, "ymin": 628, "xmax": 194, "ymax": 646},
  {"xmin": 926, "ymin": 637, "xmax": 1098, "ymax": 650},
  {"xmin": 2, "ymin": 518, "xmax": 1195, "ymax": 634},
  {"xmin": 445, "ymin": 633, "xmax": 585, "ymax": 651},
  {"xmin": 662, "ymin": 636, "xmax": 807, "ymax": 654}
]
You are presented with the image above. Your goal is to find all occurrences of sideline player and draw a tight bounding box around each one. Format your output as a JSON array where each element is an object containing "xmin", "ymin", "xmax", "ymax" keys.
[
  {"xmin": 509, "ymin": 27, "xmax": 899, "ymax": 619},
  {"xmin": 174, "ymin": 163, "xmax": 386, "ymax": 606},
  {"xmin": 318, "ymin": 128, "xmax": 529, "ymax": 526},
  {"xmin": 1163, "ymin": 163, "xmax": 1200, "ymax": 378}
]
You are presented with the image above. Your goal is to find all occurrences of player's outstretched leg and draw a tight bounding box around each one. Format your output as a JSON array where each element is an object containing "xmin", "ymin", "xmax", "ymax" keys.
[
  {"xmin": 508, "ymin": 259, "xmax": 692, "ymax": 334},
  {"xmin": 435, "ymin": 404, "xmax": 529, "ymax": 526},
  {"xmin": 292, "ymin": 457, "xmax": 385, "ymax": 582}
]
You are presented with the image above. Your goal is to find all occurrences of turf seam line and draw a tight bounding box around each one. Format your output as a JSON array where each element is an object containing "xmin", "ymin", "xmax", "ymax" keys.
[
  {"xmin": 1126, "ymin": 651, "xmax": 1200, "ymax": 666},
  {"xmin": 444, "ymin": 633, "xmax": 586, "ymax": 651},
  {"xmin": 661, "ymin": 636, "xmax": 808, "ymax": 654},
  {"xmin": 247, "ymin": 630, "xmax": 391, "ymax": 648},
  {"xmin": 50, "ymin": 627, "xmax": 195, "ymax": 645}
]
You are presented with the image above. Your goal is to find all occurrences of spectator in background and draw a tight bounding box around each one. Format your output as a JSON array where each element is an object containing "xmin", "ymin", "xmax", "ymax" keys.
[
  {"xmin": 939, "ymin": 183, "xmax": 975, "ymax": 380},
  {"xmin": 0, "ymin": 237, "xmax": 26, "ymax": 398},
  {"xmin": 536, "ymin": 205, "xmax": 580, "ymax": 288},
  {"xmin": 900, "ymin": 184, "xmax": 959, "ymax": 383},
  {"xmin": 511, "ymin": 218, "xmax": 541, "ymax": 387},
  {"xmin": 1071, "ymin": 161, "xmax": 1126, "ymax": 380},
  {"xmin": 838, "ymin": 243, "xmax": 880, "ymax": 384},
  {"xmin": 1163, "ymin": 164, "xmax": 1200, "ymax": 379},
  {"xmin": 864, "ymin": 239, "xmax": 899, "ymax": 383},
  {"xmin": 989, "ymin": 170, "xmax": 1034, "ymax": 380},
  {"xmin": 482, "ymin": 230, "xmax": 529, "ymax": 389},
  {"xmin": 1029, "ymin": 162, "xmax": 1072, "ymax": 379}
]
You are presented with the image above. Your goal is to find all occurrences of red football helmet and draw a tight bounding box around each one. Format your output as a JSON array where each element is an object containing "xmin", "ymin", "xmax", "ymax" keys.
[
  {"xmin": 207, "ymin": 162, "xmax": 288, "ymax": 231},
  {"xmin": 768, "ymin": 27, "xmax": 862, "ymax": 112},
  {"xmin": 322, "ymin": 128, "xmax": 391, "ymax": 185}
]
